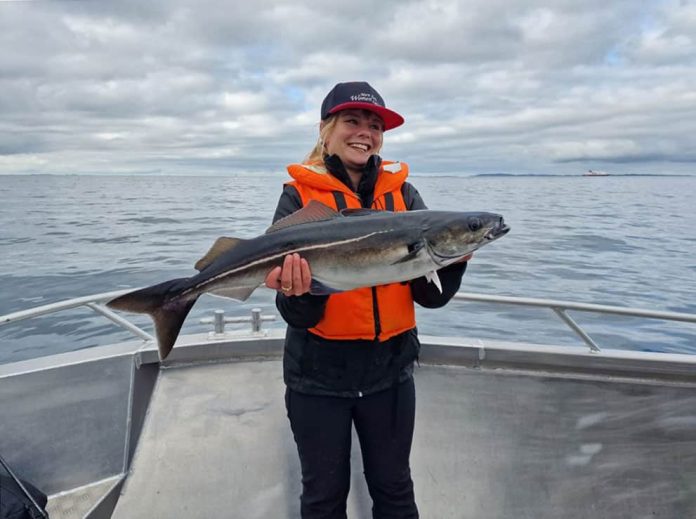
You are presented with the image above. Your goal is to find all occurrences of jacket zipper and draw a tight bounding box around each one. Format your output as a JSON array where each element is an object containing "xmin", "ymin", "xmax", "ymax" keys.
[
  {"xmin": 369, "ymin": 196, "xmax": 382, "ymax": 341},
  {"xmin": 371, "ymin": 286, "xmax": 381, "ymax": 341}
]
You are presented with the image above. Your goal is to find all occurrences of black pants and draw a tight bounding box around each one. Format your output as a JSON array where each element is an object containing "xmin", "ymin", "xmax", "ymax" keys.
[{"xmin": 285, "ymin": 379, "xmax": 419, "ymax": 519}]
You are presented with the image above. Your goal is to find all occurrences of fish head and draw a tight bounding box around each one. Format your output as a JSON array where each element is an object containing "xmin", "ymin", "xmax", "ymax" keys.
[{"xmin": 423, "ymin": 211, "xmax": 509, "ymax": 266}]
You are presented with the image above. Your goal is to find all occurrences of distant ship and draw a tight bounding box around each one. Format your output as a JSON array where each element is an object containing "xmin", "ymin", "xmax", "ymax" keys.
[{"xmin": 583, "ymin": 169, "xmax": 609, "ymax": 176}]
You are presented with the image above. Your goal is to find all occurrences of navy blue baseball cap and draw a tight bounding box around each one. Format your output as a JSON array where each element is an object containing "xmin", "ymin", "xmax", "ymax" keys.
[{"xmin": 321, "ymin": 81, "xmax": 404, "ymax": 131}]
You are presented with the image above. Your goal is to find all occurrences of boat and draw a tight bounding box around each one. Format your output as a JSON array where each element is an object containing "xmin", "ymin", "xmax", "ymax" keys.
[
  {"xmin": 583, "ymin": 169, "xmax": 610, "ymax": 176},
  {"xmin": 1, "ymin": 290, "xmax": 695, "ymax": 518}
]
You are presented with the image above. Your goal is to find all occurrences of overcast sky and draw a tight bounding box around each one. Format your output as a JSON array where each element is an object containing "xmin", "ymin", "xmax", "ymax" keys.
[{"xmin": 1, "ymin": 0, "xmax": 695, "ymax": 176}]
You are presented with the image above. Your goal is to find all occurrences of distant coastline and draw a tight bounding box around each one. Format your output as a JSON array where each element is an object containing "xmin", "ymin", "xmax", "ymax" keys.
[{"xmin": 408, "ymin": 173, "xmax": 696, "ymax": 179}]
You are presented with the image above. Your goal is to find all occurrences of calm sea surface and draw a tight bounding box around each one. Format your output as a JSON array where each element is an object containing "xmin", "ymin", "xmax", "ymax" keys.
[{"xmin": 1, "ymin": 173, "xmax": 695, "ymax": 363}]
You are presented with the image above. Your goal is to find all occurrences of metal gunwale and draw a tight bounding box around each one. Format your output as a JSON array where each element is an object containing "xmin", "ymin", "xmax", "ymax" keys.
[{"xmin": 3, "ymin": 289, "xmax": 695, "ymax": 355}]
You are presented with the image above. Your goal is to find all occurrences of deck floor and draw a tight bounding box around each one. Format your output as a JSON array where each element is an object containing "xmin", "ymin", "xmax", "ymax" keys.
[
  {"xmin": 46, "ymin": 476, "xmax": 121, "ymax": 519},
  {"xmin": 112, "ymin": 359, "xmax": 696, "ymax": 519}
]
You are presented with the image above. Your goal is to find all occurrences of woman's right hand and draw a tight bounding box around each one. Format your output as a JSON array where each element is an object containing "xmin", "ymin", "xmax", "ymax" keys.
[{"xmin": 265, "ymin": 253, "xmax": 312, "ymax": 297}]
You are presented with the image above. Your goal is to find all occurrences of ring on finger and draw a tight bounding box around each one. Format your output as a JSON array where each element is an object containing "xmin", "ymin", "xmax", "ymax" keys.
[{"xmin": 281, "ymin": 285, "xmax": 293, "ymax": 292}]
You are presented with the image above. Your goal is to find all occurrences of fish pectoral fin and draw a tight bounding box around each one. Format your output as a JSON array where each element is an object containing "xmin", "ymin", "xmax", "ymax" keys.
[
  {"xmin": 309, "ymin": 279, "xmax": 343, "ymax": 295},
  {"xmin": 265, "ymin": 200, "xmax": 339, "ymax": 233},
  {"xmin": 208, "ymin": 285, "xmax": 257, "ymax": 302},
  {"xmin": 195, "ymin": 237, "xmax": 243, "ymax": 271},
  {"xmin": 392, "ymin": 240, "xmax": 425, "ymax": 265},
  {"xmin": 425, "ymin": 270, "xmax": 442, "ymax": 293}
]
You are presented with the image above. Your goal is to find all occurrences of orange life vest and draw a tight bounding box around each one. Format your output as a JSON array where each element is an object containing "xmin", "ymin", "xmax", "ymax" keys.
[{"xmin": 286, "ymin": 161, "xmax": 417, "ymax": 341}]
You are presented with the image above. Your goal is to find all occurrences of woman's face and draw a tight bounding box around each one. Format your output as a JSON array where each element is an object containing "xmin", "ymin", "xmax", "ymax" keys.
[{"xmin": 323, "ymin": 109, "xmax": 384, "ymax": 172}]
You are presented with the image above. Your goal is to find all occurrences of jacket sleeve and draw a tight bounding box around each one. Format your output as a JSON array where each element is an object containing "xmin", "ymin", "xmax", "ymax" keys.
[
  {"xmin": 272, "ymin": 184, "xmax": 303, "ymax": 221},
  {"xmin": 410, "ymin": 262, "xmax": 467, "ymax": 308},
  {"xmin": 401, "ymin": 182, "xmax": 427, "ymax": 211},
  {"xmin": 272, "ymin": 185, "xmax": 329, "ymax": 328},
  {"xmin": 402, "ymin": 182, "xmax": 468, "ymax": 309}
]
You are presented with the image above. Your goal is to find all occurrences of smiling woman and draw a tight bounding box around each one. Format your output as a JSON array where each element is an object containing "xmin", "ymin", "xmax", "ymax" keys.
[{"xmin": 261, "ymin": 81, "xmax": 471, "ymax": 519}]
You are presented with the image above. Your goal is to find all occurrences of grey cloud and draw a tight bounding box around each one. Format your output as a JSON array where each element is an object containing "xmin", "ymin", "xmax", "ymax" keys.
[
  {"xmin": 372, "ymin": 0, "xmax": 646, "ymax": 67},
  {"xmin": 0, "ymin": 133, "xmax": 48, "ymax": 156},
  {"xmin": 0, "ymin": 0, "xmax": 695, "ymax": 175}
]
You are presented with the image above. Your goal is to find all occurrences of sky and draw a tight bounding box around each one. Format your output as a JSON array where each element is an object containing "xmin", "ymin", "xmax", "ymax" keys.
[{"xmin": 1, "ymin": 0, "xmax": 695, "ymax": 176}]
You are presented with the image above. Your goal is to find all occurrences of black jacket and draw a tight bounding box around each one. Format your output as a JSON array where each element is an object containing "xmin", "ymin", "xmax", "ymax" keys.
[{"xmin": 275, "ymin": 156, "xmax": 466, "ymax": 397}]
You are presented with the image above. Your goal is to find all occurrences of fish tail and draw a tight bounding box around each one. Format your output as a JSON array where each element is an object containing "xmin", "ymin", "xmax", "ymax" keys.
[{"xmin": 107, "ymin": 278, "xmax": 198, "ymax": 360}]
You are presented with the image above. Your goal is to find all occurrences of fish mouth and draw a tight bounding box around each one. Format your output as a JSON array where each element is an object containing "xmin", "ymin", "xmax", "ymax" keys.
[
  {"xmin": 485, "ymin": 221, "xmax": 510, "ymax": 241},
  {"xmin": 427, "ymin": 243, "xmax": 474, "ymax": 265}
]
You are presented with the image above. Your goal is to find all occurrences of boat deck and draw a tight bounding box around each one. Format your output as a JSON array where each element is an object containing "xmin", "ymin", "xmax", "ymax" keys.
[
  {"xmin": 2, "ymin": 289, "xmax": 696, "ymax": 518},
  {"xmin": 109, "ymin": 352, "xmax": 696, "ymax": 518}
]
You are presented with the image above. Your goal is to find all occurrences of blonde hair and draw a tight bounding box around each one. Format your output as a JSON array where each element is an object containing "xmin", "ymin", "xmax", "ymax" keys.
[{"xmin": 304, "ymin": 112, "xmax": 384, "ymax": 165}]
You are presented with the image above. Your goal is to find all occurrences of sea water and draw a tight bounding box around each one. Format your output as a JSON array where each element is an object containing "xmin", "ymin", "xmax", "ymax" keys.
[{"xmin": 1, "ymin": 173, "xmax": 695, "ymax": 363}]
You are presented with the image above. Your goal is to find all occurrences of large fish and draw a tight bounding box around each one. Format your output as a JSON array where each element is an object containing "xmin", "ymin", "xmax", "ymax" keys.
[{"xmin": 107, "ymin": 201, "xmax": 509, "ymax": 360}]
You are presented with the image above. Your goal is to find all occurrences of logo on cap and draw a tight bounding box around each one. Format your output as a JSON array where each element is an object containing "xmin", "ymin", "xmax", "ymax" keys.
[{"xmin": 350, "ymin": 93, "xmax": 380, "ymax": 105}]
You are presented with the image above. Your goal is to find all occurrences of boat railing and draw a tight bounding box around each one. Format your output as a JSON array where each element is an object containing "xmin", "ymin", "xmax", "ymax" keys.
[
  {"xmin": 1, "ymin": 290, "xmax": 695, "ymax": 355},
  {"xmin": 453, "ymin": 292, "xmax": 696, "ymax": 352},
  {"xmin": 0, "ymin": 289, "xmax": 154, "ymax": 342}
]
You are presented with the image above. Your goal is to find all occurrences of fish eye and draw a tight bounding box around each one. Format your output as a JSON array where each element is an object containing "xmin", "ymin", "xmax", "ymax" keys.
[{"xmin": 468, "ymin": 217, "xmax": 482, "ymax": 232}]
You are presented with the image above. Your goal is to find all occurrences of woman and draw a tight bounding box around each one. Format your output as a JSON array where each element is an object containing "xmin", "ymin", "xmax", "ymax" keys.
[{"xmin": 264, "ymin": 81, "xmax": 468, "ymax": 519}]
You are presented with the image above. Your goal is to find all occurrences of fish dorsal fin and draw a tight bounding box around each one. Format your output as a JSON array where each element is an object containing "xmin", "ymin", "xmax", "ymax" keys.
[
  {"xmin": 194, "ymin": 237, "xmax": 243, "ymax": 271},
  {"xmin": 265, "ymin": 200, "xmax": 340, "ymax": 233}
]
